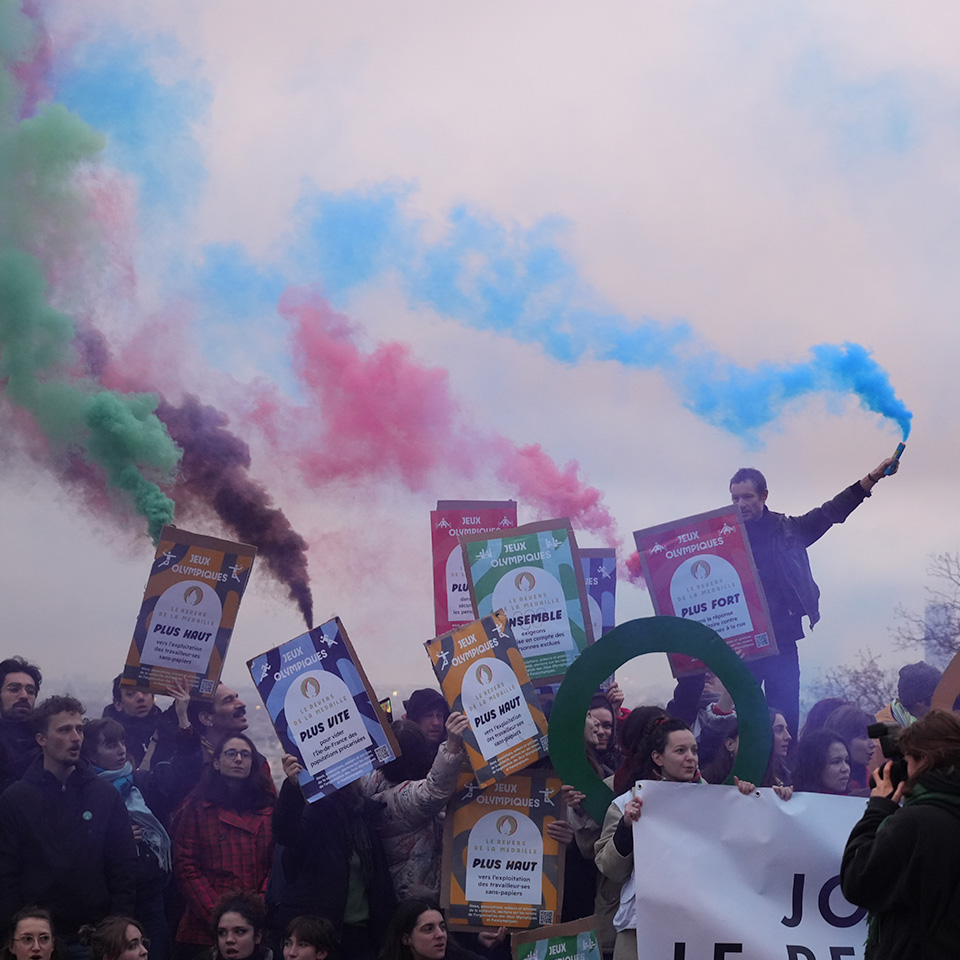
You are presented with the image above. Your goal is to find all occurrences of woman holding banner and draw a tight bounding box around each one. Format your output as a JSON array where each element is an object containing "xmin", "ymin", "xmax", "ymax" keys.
[
  {"xmin": 841, "ymin": 709, "xmax": 960, "ymax": 959},
  {"xmin": 594, "ymin": 716, "xmax": 762, "ymax": 960}
]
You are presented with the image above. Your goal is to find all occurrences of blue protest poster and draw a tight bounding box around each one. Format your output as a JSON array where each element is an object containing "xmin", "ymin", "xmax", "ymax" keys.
[
  {"xmin": 247, "ymin": 617, "xmax": 398, "ymax": 801},
  {"xmin": 579, "ymin": 548, "xmax": 617, "ymax": 639}
]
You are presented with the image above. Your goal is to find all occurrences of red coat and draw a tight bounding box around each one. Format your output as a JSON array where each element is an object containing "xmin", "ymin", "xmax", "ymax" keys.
[{"xmin": 173, "ymin": 798, "xmax": 274, "ymax": 945}]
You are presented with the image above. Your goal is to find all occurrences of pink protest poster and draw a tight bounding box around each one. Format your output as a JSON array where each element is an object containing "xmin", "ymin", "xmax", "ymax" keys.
[
  {"xmin": 633, "ymin": 506, "xmax": 777, "ymax": 676},
  {"xmin": 431, "ymin": 500, "xmax": 518, "ymax": 637}
]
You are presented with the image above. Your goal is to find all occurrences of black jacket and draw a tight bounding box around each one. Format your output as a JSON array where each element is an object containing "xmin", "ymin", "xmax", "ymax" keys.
[
  {"xmin": 841, "ymin": 771, "xmax": 960, "ymax": 959},
  {"xmin": 746, "ymin": 482, "xmax": 868, "ymax": 639},
  {"xmin": 0, "ymin": 757, "xmax": 137, "ymax": 936},
  {"xmin": 0, "ymin": 716, "xmax": 41, "ymax": 781},
  {"xmin": 271, "ymin": 779, "xmax": 397, "ymax": 937}
]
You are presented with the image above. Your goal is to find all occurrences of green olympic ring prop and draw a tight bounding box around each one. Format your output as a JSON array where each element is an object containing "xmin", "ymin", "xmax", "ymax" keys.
[{"xmin": 549, "ymin": 616, "xmax": 772, "ymax": 824}]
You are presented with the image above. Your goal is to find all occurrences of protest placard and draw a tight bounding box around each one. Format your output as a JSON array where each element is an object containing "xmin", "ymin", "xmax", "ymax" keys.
[
  {"xmin": 425, "ymin": 611, "xmax": 549, "ymax": 788},
  {"xmin": 633, "ymin": 782, "xmax": 867, "ymax": 958},
  {"xmin": 462, "ymin": 519, "xmax": 593, "ymax": 684},
  {"xmin": 511, "ymin": 917, "xmax": 602, "ymax": 960},
  {"xmin": 633, "ymin": 506, "xmax": 776, "ymax": 675},
  {"xmin": 442, "ymin": 769, "xmax": 564, "ymax": 931},
  {"xmin": 579, "ymin": 548, "xmax": 616, "ymax": 640},
  {"xmin": 121, "ymin": 526, "xmax": 257, "ymax": 698},
  {"xmin": 247, "ymin": 617, "xmax": 398, "ymax": 802},
  {"xmin": 432, "ymin": 500, "xmax": 518, "ymax": 637}
]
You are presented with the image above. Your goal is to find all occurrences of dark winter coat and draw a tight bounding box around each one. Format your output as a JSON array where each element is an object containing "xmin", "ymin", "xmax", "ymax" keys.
[
  {"xmin": 747, "ymin": 481, "xmax": 868, "ymax": 640},
  {"xmin": 0, "ymin": 756, "xmax": 137, "ymax": 936},
  {"xmin": 840, "ymin": 770, "xmax": 960, "ymax": 959},
  {"xmin": 271, "ymin": 779, "xmax": 397, "ymax": 937},
  {"xmin": 0, "ymin": 716, "xmax": 40, "ymax": 781}
]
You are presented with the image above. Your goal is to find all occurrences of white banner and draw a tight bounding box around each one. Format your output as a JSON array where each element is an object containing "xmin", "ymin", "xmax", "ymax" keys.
[{"xmin": 632, "ymin": 782, "xmax": 869, "ymax": 960}]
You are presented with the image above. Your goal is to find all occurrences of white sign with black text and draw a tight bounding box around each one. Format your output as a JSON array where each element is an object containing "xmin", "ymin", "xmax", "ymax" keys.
[{"xmin": 632, "ymin": 782, "xmax": 867, "ymax": 960}]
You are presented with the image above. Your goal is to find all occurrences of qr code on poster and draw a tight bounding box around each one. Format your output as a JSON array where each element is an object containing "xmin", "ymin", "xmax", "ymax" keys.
[
  {"xmin": 199, "ymin": 679, "xmax": 214, "ymax": 694},
  {"xmin": 538, "ymin": 911, "xmax": 554, "ymax": 925},
  {"xmin": 374, "ymin": 744, "xmax": 391, "ymax": 762},
  {"xmin": 755, "ymin": 633, "xmax": 770, "ymax": 648}
]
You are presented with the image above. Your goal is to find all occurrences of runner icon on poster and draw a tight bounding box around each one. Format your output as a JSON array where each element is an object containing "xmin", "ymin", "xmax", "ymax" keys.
[
  {"xmin": 461, "ymin": 658, "xmax": 539, "ymax": 762},
  {"xmin": 284, "ymin": 670, "xmax": 372, "ymax": 776},
  {"xmin": 466, "ymin": 810, "xmax": 543, "ymax": 903}
]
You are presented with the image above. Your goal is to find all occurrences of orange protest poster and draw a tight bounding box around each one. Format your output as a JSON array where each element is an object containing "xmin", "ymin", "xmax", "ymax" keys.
[
  {"xmin": 441, "ymin": 769, "xmax": 564, "ymax": 931},
  {"xmin": 425, "ymin": 611, "xmax": 549, "ymax": 788},
  {"xmin": 121, "ymin": 525, "xmax": 257, "ymax": 698}
]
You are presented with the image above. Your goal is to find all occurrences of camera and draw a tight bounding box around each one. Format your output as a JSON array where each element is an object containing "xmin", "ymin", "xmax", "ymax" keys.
[{"xmin": 867, "ymin": 721, "xmax": 908, "ymax": 788}]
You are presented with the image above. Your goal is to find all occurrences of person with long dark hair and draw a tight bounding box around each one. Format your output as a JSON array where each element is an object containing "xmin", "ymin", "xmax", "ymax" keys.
[
  {"xmin": 610, "ymin": 706, "xmax": 669, "ymax": 796},
  {"xmin": 587, "ymin": 695, "xmax": 620, "ymax": 772},
  {"xmin": 841, "ymin": 709, "xmax": 960, "ymax": 958},
  {"xmin": 798, "ymin": 697, "xmax": 850, "ymax": 741},
  {"xmin": 824, "ymin": 704, "xmax": 876, "ymax": 794},
  {"xmin": 701, "ymin": 717, "xmax": 738, "ymax": 785},
  {"xmin": 793, "ymin": 730, "xmax": 851, "ymax": 795},
  {"xmin": 701, "ymin": 710, "xmax": 793, "ymax": 793},
  {"xmin": 765, "ymin": 708, "xmax": 793, "ymax": 790},
  {"xmin": 173, "ymin": 735, "xmax": 275, "ymax": 957},
  {"xmin": 378, "ymin": 900, "xmax": 481, "ymax": 960},
  {"xmin": 595, "ymin": 715, "xmax": 763, "ymax": 960}
]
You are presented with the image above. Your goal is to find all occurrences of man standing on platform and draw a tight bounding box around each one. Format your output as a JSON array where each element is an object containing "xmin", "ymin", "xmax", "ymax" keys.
[{"xmin": 728, "ymin": 453, "xmax": 900, "ymax": 741}]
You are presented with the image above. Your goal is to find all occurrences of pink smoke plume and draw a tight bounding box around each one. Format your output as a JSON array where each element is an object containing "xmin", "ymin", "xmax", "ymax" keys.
[
  {"xmin": 275, "ymin": 287, "xmax": 621, "ymax": 545},
  {"xmin": 282, "ymin": 287, "xmax": 479, "ymax": 489}
]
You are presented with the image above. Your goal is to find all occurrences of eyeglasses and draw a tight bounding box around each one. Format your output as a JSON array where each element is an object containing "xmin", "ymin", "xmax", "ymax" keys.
[
  {"xmin": 3, "ymin": 683, "xmax": 37, "ymax": 697},
  {"xmin": 221, "ymin": 748, "xmax": 252, "ymax": 761},
  {"xmin": 13, "ymin": 935, "xmax": 52, "ymax": 947}
]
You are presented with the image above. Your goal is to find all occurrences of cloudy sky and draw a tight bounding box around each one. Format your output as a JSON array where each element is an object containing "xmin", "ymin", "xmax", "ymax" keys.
[{"xmin": 2, "ymin": 1, "xmax": 956, "ymax": 713}]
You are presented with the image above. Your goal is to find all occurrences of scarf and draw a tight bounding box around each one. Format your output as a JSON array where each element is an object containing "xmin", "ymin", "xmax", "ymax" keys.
[
  {"xmin": 888, "ymin": 698, "xmax": 915, "ymax": 729},
  {"xmin": 95, "ymin": 761, "xmax": 172, "ymax": 873}
]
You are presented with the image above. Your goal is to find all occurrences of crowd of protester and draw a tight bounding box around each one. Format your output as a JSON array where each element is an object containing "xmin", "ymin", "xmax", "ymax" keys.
[{"xmin": 0, "ymin": 650, "xmax": 951, "ymax": 960}]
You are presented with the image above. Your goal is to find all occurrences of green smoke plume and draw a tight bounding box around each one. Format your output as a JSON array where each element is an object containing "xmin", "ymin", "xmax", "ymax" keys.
[{"xmin": 0, "ymin": 2, "xmax": 180, "ymax": 542}]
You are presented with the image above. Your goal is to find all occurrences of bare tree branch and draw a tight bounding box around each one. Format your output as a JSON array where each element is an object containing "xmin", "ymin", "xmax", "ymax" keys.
[
  {"xmin": 808, "ymin": 648, "xmax": 899, "ymax": 713},
  {"xmin": 892, "ymin": 552, "xmax": 960, "ymax": 661}
]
